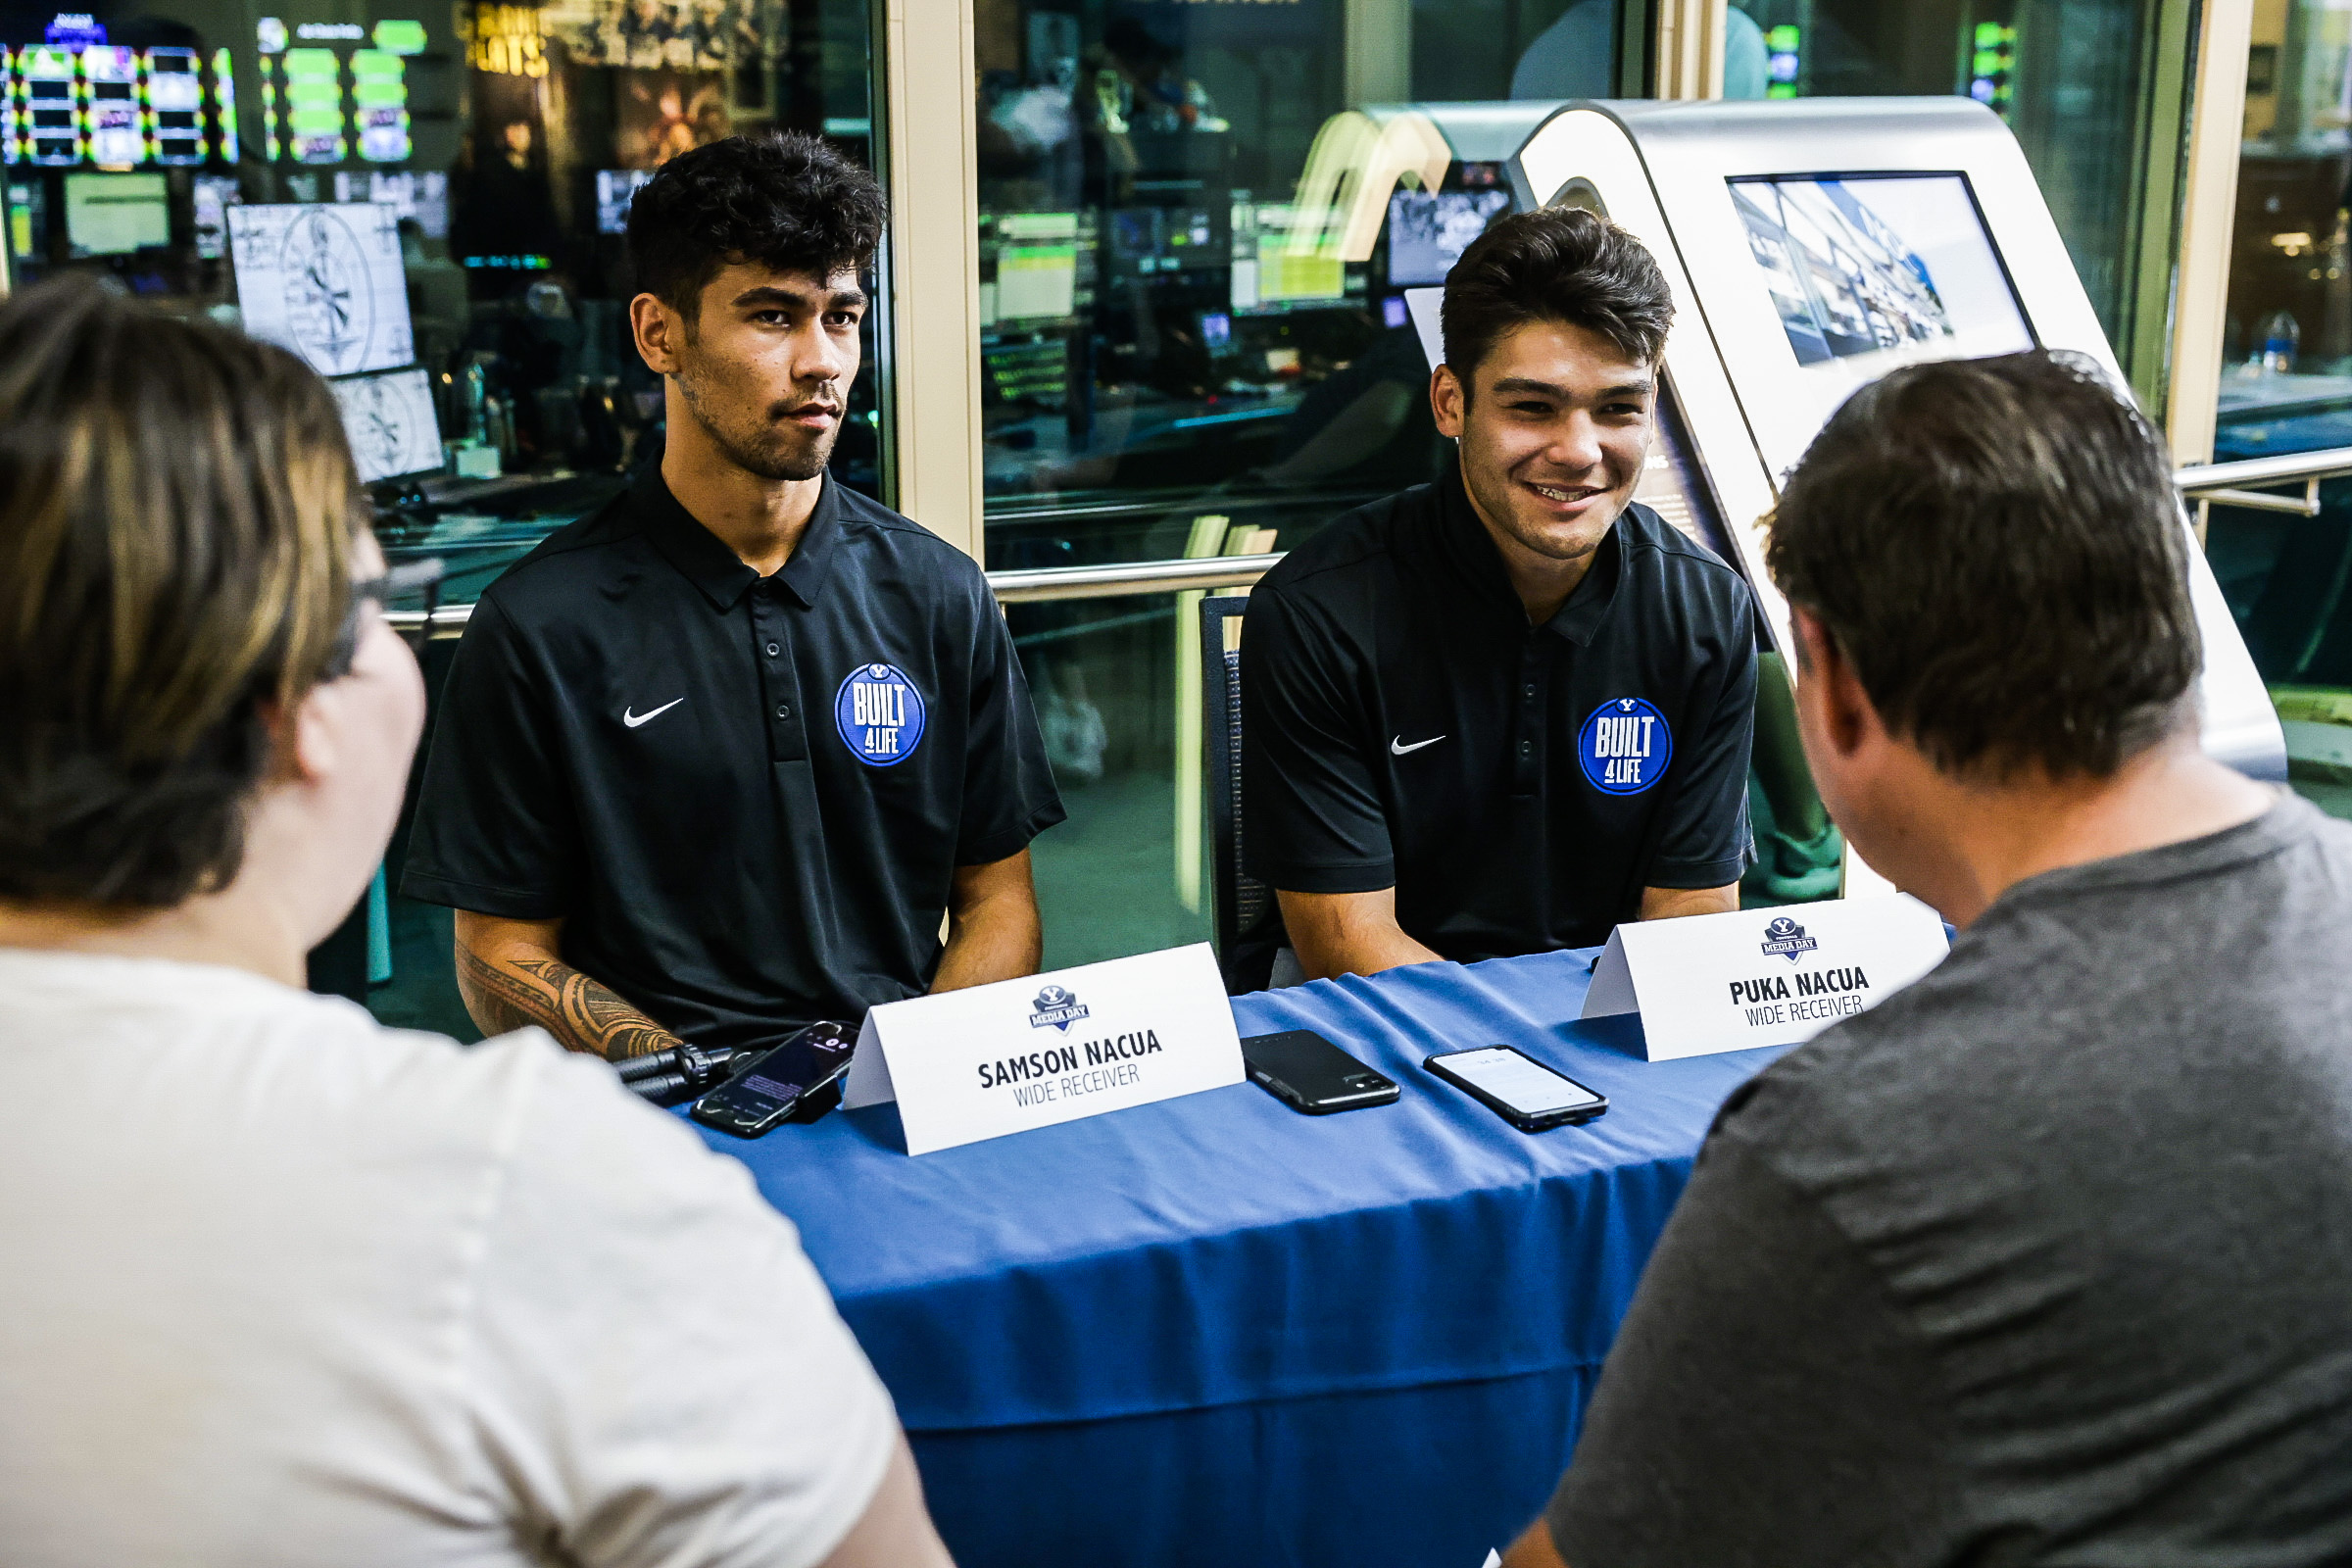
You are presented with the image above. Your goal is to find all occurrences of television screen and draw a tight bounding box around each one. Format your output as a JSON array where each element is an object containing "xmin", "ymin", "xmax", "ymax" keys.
[
  {"xmin": 229, "ymin": 203, "xmax": 415, "ymax": 376},
  {"xmin": 1386, "ymin": 189, "xmax": 1510, "ymax": 286},
  {"xmin": 63, "ymin": 171, "xmax": 168, "ymax": 255},
  {"xmin": 1728, "ymin": 173, "xmax": 2034, "ymax": 371},
  {"xmin": 329, "ymin": 367, "xmax": 443, "ymax": 483},
  {"xmin": 596, "ymin": 169, "xmax": 654, "ymax": 234}
]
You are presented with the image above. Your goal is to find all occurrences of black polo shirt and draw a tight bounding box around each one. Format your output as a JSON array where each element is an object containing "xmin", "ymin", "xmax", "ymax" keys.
[
  {"xmin": 1240, "ymin": 467, "xmax": 1756, "ymax": 962},
  {"xmin": 402, "ymin": 466, "xmax": 1065, "ymax": 1049}
]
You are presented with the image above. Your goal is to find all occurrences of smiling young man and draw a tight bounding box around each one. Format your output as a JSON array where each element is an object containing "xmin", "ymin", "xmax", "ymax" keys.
[
  {"xmin": 1240, "ymin": 208, "xmax": 1756, "ymax": 981},
  {"xmin": 405, "ymin": 132, "xmax": 1064, "ymax": 1057}
]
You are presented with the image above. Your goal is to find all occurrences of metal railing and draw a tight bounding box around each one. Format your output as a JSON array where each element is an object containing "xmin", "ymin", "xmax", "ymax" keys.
[{"xmin": 378, "ymin": 445, "xmax": 2352, "ymax": 636}]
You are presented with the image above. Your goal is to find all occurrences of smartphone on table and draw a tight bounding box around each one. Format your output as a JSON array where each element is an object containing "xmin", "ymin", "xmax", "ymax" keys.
[
  {"xmin": 690, "ymin": 1020, "xmax": 858, "ymax": 1138},
  {"xmin": 1242, "ymin": 1029, "xmax": 1399, "ymax": 1114},
  {"xmin": 1424, "ymin": 1046, "xmax": 1607, "ymax": 1133}
]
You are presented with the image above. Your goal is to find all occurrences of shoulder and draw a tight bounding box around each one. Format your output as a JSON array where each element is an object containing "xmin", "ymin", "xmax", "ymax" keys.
[
  {"xmin": 1256, "ymin": 487, "xmax": 1425, "ymax": 608},
  {"xmin": 834, "ymin": 484, "xmax": 994, "ymax": 603},
  {"xmin": 475, "ymin": 486, "xmax": 649, "ymax": 626},
  {"xmin": 1615, "ymin": 503, "xmax": 1753, "ymax": 602}
]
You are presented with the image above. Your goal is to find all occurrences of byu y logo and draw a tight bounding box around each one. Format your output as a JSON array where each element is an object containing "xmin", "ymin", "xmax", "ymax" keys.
[
  {"xmin": 1578, "ymin": 696, "xmax": 1672, "ymax": 795},
  {"xmin": 1760, "ymin": 916, "xmax": 1819, "ymax": 963},
  {"xmin": 1029, "ymin": 985, "xmax": 1090, "ymax": 1032},
  {"xmin": 834, "ymin": 662, "xmax": 926, "ymax": 767}
]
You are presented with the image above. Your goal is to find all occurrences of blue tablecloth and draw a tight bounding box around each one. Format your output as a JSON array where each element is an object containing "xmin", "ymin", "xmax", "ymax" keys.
[{"xmin": 688, "ymin": 948, "xmax": 1788, "ymax": 1566}]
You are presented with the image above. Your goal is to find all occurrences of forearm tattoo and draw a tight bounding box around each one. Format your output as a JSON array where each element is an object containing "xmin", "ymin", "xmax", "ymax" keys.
[{"xmin": 454, "ymin": 942, "xmax": 680, "ymax": 1060}]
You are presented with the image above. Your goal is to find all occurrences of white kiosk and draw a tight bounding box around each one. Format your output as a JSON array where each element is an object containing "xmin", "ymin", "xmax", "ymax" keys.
[{"xmin": 1483, "ymin": 97, "xmax": 2285, "ymax": 785}]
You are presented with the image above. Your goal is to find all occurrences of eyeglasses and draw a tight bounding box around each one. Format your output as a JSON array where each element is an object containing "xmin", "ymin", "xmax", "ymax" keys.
[{"xmin": 321, "ymin": 557, "xmax": 444, "ymax": 680}]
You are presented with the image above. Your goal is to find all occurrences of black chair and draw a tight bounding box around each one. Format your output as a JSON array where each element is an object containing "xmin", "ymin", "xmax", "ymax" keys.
[{"xmin": 1200, "ymin": 595, "xmax": 1282, "ymax": 994}]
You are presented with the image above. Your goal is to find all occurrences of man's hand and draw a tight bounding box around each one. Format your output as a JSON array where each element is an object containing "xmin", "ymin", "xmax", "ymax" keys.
[
  {"xmin": 1275, "ymin": 886, "xmax": 1445, "ymax": 982},
  {"xmin": 930, "ymin": 849, "xmax": 1044, "ymax": 994},
  {"xmin": 454, "ymin": 910, "xmax": 682, "ymax": 1059},
  {"xmin": 1637, "ymin": 882, "xmax": 1739, "ymax": 921}
]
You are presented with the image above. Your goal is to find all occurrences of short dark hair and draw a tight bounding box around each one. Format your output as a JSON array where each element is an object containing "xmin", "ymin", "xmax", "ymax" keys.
[
  {"xmin": 1766, "ymin": 351, "xmax": 2200, "ymax": 780},
  {"xmin": 626, "ymin": 131, "xmax": 886, "ymax": 317},
  {"xmin": 1440, "ymin": 206, "xmax": 1673, "ymax": 383},
  {"xmin": 0, "ymin": 275, "xmax": 364, "ymax": 907}
]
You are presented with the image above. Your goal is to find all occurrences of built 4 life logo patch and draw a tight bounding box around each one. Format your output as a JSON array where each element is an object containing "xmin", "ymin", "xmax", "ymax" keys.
[
  {"xmin": 1030, "ymin": 985, "xmax": 1090, "ymax": 1031},
  {"xmin": 1760, "ymin": 916, "xmax": 1819, "ymax": 963},
  {"xmin": 836, "ymin": 662, "xmax": 926, "ymax": 767},
  {"xmin": 1578, "ymin": 697, "xmax": 1672, "ymax": 795}
]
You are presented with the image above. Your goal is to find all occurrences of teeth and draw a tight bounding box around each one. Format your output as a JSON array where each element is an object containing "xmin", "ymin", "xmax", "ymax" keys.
[{"xmin": 1533, "ymin": 484, "xmax": 1585, "ymax": 502}]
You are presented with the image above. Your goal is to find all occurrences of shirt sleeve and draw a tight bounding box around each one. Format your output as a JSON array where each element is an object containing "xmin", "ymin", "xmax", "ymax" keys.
[
  {"xmin": 400, "ymin": 593, "xmax": 583, "ymax": 919},
  {"xmin": 954, "ymin": 582, "xmax": 1066, "ymax": 866},
  {"xmin": 1642, "ymin": 587, "xmax": 1758, "ymax": 890},
  {"xmin": 1545, "ymin": 1114, "xmax": 1965, "ymax": 1568},
  {"xmin": 1238, "ymin": 583, "xmax": 1396, "ymax": 894},
  {"xmin": 463, "ymin": 1043, "xmax": 900, "ymax": 1568}
]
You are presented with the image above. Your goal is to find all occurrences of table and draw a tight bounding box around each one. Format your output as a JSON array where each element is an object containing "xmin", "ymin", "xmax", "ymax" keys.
[{"xmin": 685, "ymin": 948, "xmax": 1788, "ymax": 1567}]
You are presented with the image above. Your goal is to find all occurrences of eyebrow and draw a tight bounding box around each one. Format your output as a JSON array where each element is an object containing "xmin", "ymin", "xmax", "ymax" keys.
[
  {"xmin": 1489, "ymin": 375, "xmax": 1655, "ymax": 400},
  {"xmin": 728, "ymin": 282, "xmax": 869, "ymax": 312}
]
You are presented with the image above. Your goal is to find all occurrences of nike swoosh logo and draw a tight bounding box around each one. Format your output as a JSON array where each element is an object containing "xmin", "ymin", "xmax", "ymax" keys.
[
  {"xmin": 1390, "ymin": 734, "xmax": 1446, "ymax": 756},
  {"xmin": 623, "ymin": 698, "xmax": 684, "ymax": 729}
]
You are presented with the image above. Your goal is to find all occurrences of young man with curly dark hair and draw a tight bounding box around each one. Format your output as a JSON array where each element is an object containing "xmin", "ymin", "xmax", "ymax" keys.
[
  {"xmin": 1240, "ymin": 207, "xmax": 1758, "ymax": 983},
  {"xmin": 406, "ymin": 132, "xmax": 1065, "ymax": 1059}
]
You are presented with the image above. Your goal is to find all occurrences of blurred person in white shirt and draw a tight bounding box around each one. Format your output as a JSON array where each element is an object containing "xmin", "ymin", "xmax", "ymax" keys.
[{"xmin": 0, "ymin": 274, "xmax": 954, "ymax": 1568}]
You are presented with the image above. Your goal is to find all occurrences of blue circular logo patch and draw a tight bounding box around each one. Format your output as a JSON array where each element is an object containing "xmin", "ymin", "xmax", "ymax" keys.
[
  {"xmin": 1579, "ymin": 697, "xmax": 1672, "ymax": 795},
  {"xmin": 835, "ymin": 662, "xmax": 926, "ymax": 767}
]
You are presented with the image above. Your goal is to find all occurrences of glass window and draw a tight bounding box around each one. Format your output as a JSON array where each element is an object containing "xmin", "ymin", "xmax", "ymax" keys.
[
  {"xmin": 1726, "ymin": 0, "xmax": 2182, "ymax": 390},
  {"xmin": 2203, "ymin": 2, "xmax": 2352, "ymax": 823},
  {"xmin": 977, "ymin": 0, "xmax": 1634, "ymax": 965}
]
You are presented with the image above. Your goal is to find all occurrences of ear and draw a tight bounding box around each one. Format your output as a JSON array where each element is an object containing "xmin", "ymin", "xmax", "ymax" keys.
[
  {"xmin": 1431, "ymin": 364, "xmax": 1465, "ymax": 439},
  {"xmin": 630, "ymin": 292, "xmax": 681, "ymax": 375},
  {"xmin": 1789, "ymin": 606, "xmax": 1878, "ymax": 764}
]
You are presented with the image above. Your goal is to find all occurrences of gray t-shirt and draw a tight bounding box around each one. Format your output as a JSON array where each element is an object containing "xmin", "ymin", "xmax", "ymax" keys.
[{"xmin": 1549, "ymin": 795, "xmax": 2352, "ymax": 1566}]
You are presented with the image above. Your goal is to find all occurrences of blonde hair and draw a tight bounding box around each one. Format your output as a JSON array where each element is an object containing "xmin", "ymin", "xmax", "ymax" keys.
[{"xmin": 0, "ymin": 276, "xmax": 365, "ymax": 906}]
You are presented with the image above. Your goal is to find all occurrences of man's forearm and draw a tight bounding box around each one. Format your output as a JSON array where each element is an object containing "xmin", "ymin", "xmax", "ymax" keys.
[
  {"xmin": 931, "ymin": 890, "xmax": 1043, "ymax": 993},
  {"xmin": 1276, "ymin": 887, "xmax": 1445, "ymax": 982},
  {"xmin": 454, "ymin": 942, "xmax": 681, "ymax": 1059},
  {"xmin": 1638, "ymin": 882, "xmax": 1740, "ymax": 921}
]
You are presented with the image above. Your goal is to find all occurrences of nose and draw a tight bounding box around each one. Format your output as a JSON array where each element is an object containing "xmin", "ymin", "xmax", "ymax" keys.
[
  {"xmin": 792, "ymin": 320, "xmax": 851, "ymax": 398},
  {"xmin": 1545, "ymin": 410, "xmax": 1606, "ymax": 476}
]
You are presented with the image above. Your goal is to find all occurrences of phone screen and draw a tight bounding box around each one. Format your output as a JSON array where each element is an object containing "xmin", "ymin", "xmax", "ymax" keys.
[
  {"xmin": 722, "ymin": 1030, "xmax": 854, "ymax": 1112},
  {"xmin": 1441, "ymin": 1048, "xmax": 1604, "ymax": 1115}
]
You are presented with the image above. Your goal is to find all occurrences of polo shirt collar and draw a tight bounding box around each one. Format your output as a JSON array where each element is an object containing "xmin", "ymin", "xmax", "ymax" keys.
[
  {"xmin": 637, "ymin": 465, "xmax": 844, "ymax": 612},
  {"xmin": 1435, "ymin": 463, "xmax": 1625, "ymax": 647}
]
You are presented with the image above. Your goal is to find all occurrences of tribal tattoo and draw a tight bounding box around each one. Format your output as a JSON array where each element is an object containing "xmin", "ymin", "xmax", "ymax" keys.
[{"xmin": 455, "ymin": 943, "xmax": 680, "ymax": 1060}]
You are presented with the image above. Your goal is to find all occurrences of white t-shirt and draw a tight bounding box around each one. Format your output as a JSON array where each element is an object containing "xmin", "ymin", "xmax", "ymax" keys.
[{"xmin": 0, "ymin": 949, "xmax": 898, "ymax": 1568}]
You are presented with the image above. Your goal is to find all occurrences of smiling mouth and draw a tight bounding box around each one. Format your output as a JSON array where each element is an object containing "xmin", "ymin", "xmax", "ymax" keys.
[{"xmin": 1526, "ymin": 480, "xmax": 1602, "ymax": 506}]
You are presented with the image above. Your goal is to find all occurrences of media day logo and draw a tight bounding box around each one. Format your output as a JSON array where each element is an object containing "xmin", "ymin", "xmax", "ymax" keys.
[
  {"xmin": 834, "ymin": 661, "xmax": 926, "ymax": 767},
  {"xmin": 1578, "ymin": 696, "xmax": 1672, "ymax": 795},
  {"xmin": 1029, "ymin": 985, "xmax": 1090, "ymax": 1031},
  {"xmin": 1760, "ymin": 915, "xmax": 1819, "ymax": 963}
]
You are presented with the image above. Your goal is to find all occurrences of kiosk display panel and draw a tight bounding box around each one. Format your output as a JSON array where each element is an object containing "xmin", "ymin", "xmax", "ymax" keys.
[
  {"xmin": 330, "ymin": 367, "xmax": 442, "ymax": 484},
  {"xmin": 63, "ymin": 170, "xmax": 165, "ymax": 254},
  {"xmin": 228, "ymin": 203, "xmax": 414, "ymax": 376}
]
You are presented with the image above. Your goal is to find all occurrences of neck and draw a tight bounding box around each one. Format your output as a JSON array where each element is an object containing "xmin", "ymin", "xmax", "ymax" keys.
[
  {"xmin": 1897, "ymin": 732, "xmax": 2274, "ymax": 928},
  {"xmin": 1460, "ymin": 476, "xmax": 1601, "ymax": 625},
  {"xmin": 0, "ymin": 883, "xmax": 310, "ymax": 990},
  {"xmin": 662, "ymin": 396, "xmax": 823, "ymax": 577}
]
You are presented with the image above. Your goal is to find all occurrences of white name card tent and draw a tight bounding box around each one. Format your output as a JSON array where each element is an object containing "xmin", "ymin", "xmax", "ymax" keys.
[
  {"xmin": 1582, "ymin": 897, "xmax": 1950, "ymax": 1060},
  {"xmin": 841, "ymin": 942, "xmax": 1246, "ymax": 1155}
]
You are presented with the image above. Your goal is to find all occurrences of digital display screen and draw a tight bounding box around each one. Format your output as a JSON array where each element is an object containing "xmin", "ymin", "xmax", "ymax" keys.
[
  {"xmin": 1386, "ymin": 189, "xmax": 1511, "ymax": 286},
  {"xmin": 732, "ymin": 1030, "xmax": 855, "ymax": 1104},
  {"xmin": 595, "ymin": 168, "xmax": 652, "ymax": 234},
  {"xmin": 229, "ymin": 203, "xmax": 415, "ymax": 375},
  {"xmin": 1729, "ymin": 173, "xmax": 2034, "ymax": 372},
  {"xmin": 329, "ymin": 367, "xmax": 442, "ymax": 482},
  {"xmin": 1441, "ymin": 1048, "xmax": 1604, "ymax": 1116},
  {"xmin": 63, "ymin": 170, "xmax": 166, "ymax": 254}
]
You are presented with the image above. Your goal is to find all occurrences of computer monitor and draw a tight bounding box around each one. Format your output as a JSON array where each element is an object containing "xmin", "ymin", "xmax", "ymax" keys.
[
  {"xmin": 1728, "ymin": 172, "xmax": 2034, "ymax": 373},
  {"xmin": 596, "ymin": 169, "xmax": 654, "ymax": 234},
  {"xmin": 1386, "ymin": 189, "xmax": 1511, "ymax": 287},
  {"xmin": 228, "ymin": 203, "xmax": 415, "ymax": 376},
  {"xmin": 329, "ymin": 367, "xmax": 442, "ymax": 484},
  {"xmin": 63, "ymin": 171, "xmax": 168, "ymax": 255}
]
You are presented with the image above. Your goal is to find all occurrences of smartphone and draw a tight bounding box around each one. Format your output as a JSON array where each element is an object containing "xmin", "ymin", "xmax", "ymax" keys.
[
  {"xmin": 690, "ymin": 1020, "xmax": 858, "ymax": 1138},
  {"xmin": 1242, "ymin": 1029, "xmax": 1399, "ymax": 1114},
  {"xmin": 1424, "ymin": 1046, "xmax": 1608, "ymax": 1132}
]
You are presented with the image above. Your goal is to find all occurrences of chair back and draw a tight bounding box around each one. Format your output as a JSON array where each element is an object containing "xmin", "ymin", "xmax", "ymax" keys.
[{"xmin": 1199, "ymin": 595, "xmax": 1278, "ymax": 993}]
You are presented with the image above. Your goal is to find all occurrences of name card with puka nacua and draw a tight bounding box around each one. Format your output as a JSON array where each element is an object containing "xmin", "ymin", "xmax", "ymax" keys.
[
  {"xmin": 1581, "ymin": 897, "xmax": 1949, "ymax": 1060},
  {"xmin": 840, "ymin": 943, "xmax": 1245, "ymax": 1154}
]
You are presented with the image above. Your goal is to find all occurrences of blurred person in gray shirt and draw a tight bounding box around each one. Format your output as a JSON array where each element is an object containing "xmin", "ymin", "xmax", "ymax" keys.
[{"xmin": 1505, "ymin": 350, "xmax": 2352, "ymax": 1568}]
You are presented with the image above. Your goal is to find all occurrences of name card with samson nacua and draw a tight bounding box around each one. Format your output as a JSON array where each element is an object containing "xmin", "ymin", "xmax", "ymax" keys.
[
  {"xmin": 1581, "ymin": 896, "xmax": 1949, "ymax": 1060},
  {"xmin": 839, "ymin": 942, "xmax": 1245, "ymax": 1155}
]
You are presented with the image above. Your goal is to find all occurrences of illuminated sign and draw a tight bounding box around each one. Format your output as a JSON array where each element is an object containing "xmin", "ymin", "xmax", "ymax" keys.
[
  {"xmin": 43, "ymin": 12, "xmax": 103, "ymax": 48},
  {"xmin": 296, "ymin": 23, "xmax": 365, "ymax": 40},
  {"xmin": 461, "ymin": 4, "xmax": 547, "ymax": 77},
  {"xmin": 371, "ymin": 20, "xmax": 427, "ymax": 55},
  {"xmin": 212, "ymin": 47, "xmax": 237, "ymax": 162},
  {"xmin": 282, "ymin": 47, "xmax": 344, "ymax": 163},
  {"xmin": 17, "ymin": 43, "xmax": 81, "ymax": 165},
  {"xmin": 351, "ymin": 48, "xmax": 408, "ymax": 162}
]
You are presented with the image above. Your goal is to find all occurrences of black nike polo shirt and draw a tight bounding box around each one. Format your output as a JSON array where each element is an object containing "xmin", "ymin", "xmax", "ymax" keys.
[
  {"xmin": 402, "ymin": 466, "xmax": 1065, "ymax": 1049},
  {"xmin": 1240, "ymin": 467, "xmax": 1756, "ymax": 962}
]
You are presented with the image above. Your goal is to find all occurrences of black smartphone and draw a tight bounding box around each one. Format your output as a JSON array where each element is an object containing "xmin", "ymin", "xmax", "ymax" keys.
[
  {"xmin": 1424, "ymin": 1046, "xmax": 1608, "ymax": 1132},
  {"xmin": 1242, "ymin": 1029, "xmax": 1399, "ymax": 1114},
  {"xmin": 690, "ymin": 1021, "xmax": 858, "ymax": 1138}
]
